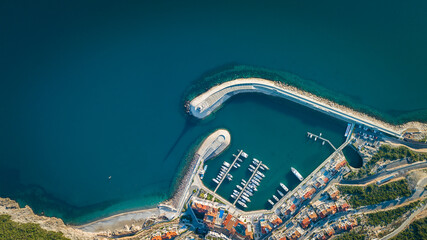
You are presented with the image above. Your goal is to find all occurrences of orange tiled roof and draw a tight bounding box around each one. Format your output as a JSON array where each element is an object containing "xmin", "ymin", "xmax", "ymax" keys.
[
  {"xmin": 151, "ymin": 236, "xmax": 162, "ymax": 240},
  {"xmin": 301, "ymin": 217, "xmax": 311, "ymax": 229},
  {"xmin": 303, "ymin": 188, "xmax": 316, "ymax": 199},
  {"xmin": 335, "ymin": 160, "xmax": 347, "ymax": 170},
  {"xmin": 192, "ymin": 203, "xmax": 209, "ymax": 212},
  {"xmin": 290, "ymin": 204, "xmax": 297, "ymax": 211},
  {"xmin": 271, "ymin": 217, "xmax": 283, "ymax": 226},
  {"xmin": 329, "ymin": 205, "xmax": 337, "ymax": 214},
  {"xmin": 222, "ymin": 214, "xmax": 233, "ymax": 227},
  {"xmin": 161, "ymin": 231, "xmax": 178, "ymax": 240},
  {"xmin": 245, "ymin": 228, "xmax": 254, "ymax": 239},
  {"xmin": 261, "ymin": 224, "xmax": 272, "ymax": 234},
  {"xmin": 329, "ymin": 191, "xmax": 340, "ymax": 200},
  {"xmin": 340, "ymin": 203, "xmax": 349, "ymax": 211}
]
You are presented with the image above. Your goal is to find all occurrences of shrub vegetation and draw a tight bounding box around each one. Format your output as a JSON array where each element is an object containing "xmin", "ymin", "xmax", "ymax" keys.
[
  {"xmin": 365, "ymin": 201, "xmax": 419, "ymax": 226},
  {"xmin": 338, "ymin": 179, "xmax": 412, "ymax": 207},
  {"xmin": 391, "ymin": 216, "xmax": 427, "ymax": 240},
  {"xmin": 334, "ymin": 231, "xmax": 365, "ymax": 240},
  {"xmin": 346, "ymin": 145, "xmax": 427, "ymax": 180},
  {"xmin": 0, "ymin": 214, "xmax": 69, "ymax": 240}
]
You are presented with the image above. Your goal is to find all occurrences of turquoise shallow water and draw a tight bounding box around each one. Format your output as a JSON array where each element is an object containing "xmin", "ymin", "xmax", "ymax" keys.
[{"xmin": 0, "ymin": 1, "xmax": 426, "ymax": 224}]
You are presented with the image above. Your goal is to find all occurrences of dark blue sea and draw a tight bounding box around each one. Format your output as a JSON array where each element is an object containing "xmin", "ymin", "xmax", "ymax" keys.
[{"xmin": 0, "ymin": 1, "xmax": 426, "ymax": 224}]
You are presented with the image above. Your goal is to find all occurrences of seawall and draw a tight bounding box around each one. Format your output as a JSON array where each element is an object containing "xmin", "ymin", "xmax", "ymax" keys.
[{"xmin": 189, "ymin": 78, "xmax": 403, "ymax": 138}]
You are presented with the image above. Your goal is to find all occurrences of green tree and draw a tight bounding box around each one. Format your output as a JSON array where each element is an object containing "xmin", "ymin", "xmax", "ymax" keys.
[{"xmin": 0, "ymin": 215, "xmax": 70, "ymax": 240}]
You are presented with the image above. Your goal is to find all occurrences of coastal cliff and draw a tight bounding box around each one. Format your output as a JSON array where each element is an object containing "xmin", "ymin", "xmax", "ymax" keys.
[{"xmin": 0, "ymin": 197, "xmax": 96, "ymax": 240}]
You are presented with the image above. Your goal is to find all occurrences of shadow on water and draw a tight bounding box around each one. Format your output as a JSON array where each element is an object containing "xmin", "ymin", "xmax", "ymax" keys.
[
  {"xmin": 343, "ymin": 145, "xmax": 363, "ymax": 168},
  {"xmin": 161, "ymin": 119, "xmax": 195, "ymax": 164}
]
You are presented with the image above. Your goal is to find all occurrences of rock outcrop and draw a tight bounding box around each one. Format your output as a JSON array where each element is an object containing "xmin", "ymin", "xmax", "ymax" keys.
[{"xmin": 0, "ymin": 197, "xmax": 97, "ymax": 240}]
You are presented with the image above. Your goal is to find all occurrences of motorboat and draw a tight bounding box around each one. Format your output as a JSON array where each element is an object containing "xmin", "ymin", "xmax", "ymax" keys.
[
  {"xmin": 280, "ymin": 183, "xmax": 289, "ymax": 192},
  {"xmin": 291, "ymin": 167, "xmax": 304, "ymax": 181},
  {"xmin": 237, "ymin": 201, "xmax": 247, "ymax": 208}
]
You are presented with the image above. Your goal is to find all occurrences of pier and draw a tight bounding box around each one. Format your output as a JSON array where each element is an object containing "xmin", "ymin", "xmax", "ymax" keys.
[
  {"xmin": 307, "ymin": 132, "xmax": 336, "ymax": 151},
  {"xmin": 214, "ymin": 150, "xmax": 243, "ymax": 193},
  {"xmin": 233, "ymin": 160, "xmax": 262, "ymax": 206}
]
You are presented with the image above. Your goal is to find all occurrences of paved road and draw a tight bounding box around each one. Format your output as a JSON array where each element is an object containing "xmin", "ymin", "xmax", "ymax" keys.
[
  {"xmin": 299, "ymin": 189, "xmax": 426, "ymax": 240},
  {"xmin": 384, "ymin": 136, "xmax": 427, "ymax": 150},
  {"xmin": 380, "ymin": 203, "xmax": 427, "ymax": 240},
  {"xmin": 340, "ymin": 161, "xmax": 427, "ymax": 185}
]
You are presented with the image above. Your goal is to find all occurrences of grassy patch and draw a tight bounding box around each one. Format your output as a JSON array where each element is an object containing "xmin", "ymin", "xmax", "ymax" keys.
[{"xmin": 206, "ymin": 193, "xmax": 214, "ymax": 201}]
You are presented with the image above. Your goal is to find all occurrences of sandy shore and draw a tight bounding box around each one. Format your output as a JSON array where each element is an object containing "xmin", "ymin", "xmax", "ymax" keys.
[
  {"xmin": 77, "ymin": 208, "xmax": 160, "ymax": 233},
  {"xmin": 189, "ymin": 78, "xmax": 427, "ymax": 136}
]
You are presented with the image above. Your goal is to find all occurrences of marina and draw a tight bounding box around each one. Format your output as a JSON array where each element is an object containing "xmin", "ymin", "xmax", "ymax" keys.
[
  {"xmin": 212, "ymin": 150, "xmax": 245, "ymax": 193},
  {"xmin": 232, "ymin": 158, "xmax": 269, "ymax": 208}
]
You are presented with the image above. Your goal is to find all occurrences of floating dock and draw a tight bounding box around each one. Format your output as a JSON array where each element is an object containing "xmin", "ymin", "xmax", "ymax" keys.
[
  {"xmin": 213, "ymin": 150, "xmax": 243, "ymax": 193},
  {"xmin": 307, "ymin": 132, "xmax": 337, "ymax": 151},
  {"xmin": 233, "ymin": 159, "xmax": 265, "ymax": 207}
]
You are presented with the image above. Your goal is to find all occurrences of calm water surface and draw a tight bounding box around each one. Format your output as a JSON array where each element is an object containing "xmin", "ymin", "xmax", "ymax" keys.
[{"xmin": 0, "ymin": 1, "xmax": 426, "ymax": 223}]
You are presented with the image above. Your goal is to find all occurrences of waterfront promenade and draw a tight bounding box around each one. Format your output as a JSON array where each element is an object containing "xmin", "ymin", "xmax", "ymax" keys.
[
  {"xmin": 189, "ymin": 78, "xmax": 401, "ymax": 138},
  {"xmin": 271, "ymin": 137, "xmax": 351, "ymax": 212}
]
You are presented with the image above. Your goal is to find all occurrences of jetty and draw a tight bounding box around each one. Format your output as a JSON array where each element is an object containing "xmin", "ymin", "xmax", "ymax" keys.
[
  {"xmin": 307, "ymin": 132, "xmax": 337, "ymax": 151},
  {"xmin": 233, "ymin": 160, "xmax": 263, "ymax": 206},
  {"xmin": 214, "ymin": 150, "xmax": 243, "ymax": 193},
  {"xmin": 188, "ymin": 78, "xmax": 401, "ymax": 138}
]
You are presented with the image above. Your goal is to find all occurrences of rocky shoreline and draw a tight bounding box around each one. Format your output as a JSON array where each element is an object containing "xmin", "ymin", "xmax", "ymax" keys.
[
  {"xmin": 0, "ymin": 197, "xmax": 96, "ymax": 240},
  {"xmin": 161, "ymin": 153, "xmax": 200, "ymax": 210},
  {"xmin": 273, "ymin": 81, "xmax": 427, "ymax": 134}
]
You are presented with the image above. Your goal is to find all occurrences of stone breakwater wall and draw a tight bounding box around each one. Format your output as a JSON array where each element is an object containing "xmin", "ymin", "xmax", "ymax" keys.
[
  {"xmin": 164, "ymin": 153, "xmax": 200, "ymax": 209},
  {"xmin": 189, "ymin": 78, "xmax": 427, "ymax": 137}
]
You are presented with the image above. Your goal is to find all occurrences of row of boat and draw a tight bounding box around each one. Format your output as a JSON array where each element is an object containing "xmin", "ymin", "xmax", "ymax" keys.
[
  {"xmin": 212, "ymin": 150, "xmax": 248, "ymax": 185},
  {"xmin": 212, "ymin": 161, "xmax": 234, "ymax": 184},
  {"xmin": 267, "ymin": 167, "xmax": 304, "ymax": 206},
  {"xmin": 232, "ymin": 158, "xmax": 269, "ymax": 208},
  {"xmin": 268, "ymin": 183, "xmax": 289, "ymax": 205}
]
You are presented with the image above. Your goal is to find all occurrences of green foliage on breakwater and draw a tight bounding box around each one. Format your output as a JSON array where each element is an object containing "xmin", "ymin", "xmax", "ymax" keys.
[
  {"xmin": 338, "ymin": 179, "xmax": 412, "ymax": 208},
  {"xmin": 390, "ymin": 216, "xmax": 427, "ymax": 240},
  {"xmin": 183, "ymin": 64, "xmax": 427, "ymax": 124},
  {"xmin": 365, "ymin": 201, "xmax": 419, "ymax": 226},
  {"xmin": 346, "ymin": 145, "xmax": 427, "ymax": 180},
  {"xmin": 0, "ymin": 214, "xmax": 70, "ymax": 240}
]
